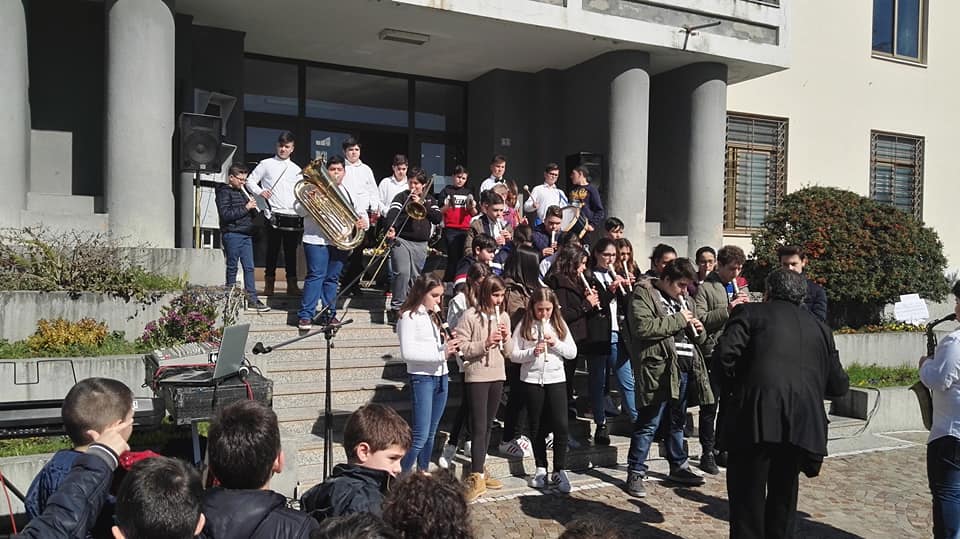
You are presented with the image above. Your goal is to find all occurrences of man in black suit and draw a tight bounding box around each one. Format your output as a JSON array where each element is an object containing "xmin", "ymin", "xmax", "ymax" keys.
[
  {"xmin": 713, "ymin": 268, "xmax": 849, "ymax": 539},
  {"xmin": 778, "ymin": 245, "xmax": 828, "ymax": 322}
]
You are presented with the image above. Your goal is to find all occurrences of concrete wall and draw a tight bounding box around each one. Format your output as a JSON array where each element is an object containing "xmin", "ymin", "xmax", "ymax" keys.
[
  {"xmin": 725, "ymin": 0, "xmax": 960, "ymax": 270},
  {"xmin": 833, "ymin": 331, "xmax": 952, "ymax": 370},
  {"xmin": 831, "ymin": 387, "xmax": 926, "ymax": 433},
  {"xmin": 122, "ymin": 247, "xmax": 225, "ymax": 287},
  {"xmin": 0, "ymin": 292, "xmax": 178, "ymax": 342}
]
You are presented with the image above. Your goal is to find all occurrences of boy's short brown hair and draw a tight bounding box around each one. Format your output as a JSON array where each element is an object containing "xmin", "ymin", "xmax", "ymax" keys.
[
  {"xmin": 62, "ymin": 378, "xmax": 134, "ymax": 446},
  {"xmin": 343, "ymin": 404, "xmax": 411, "ymax": 463}
]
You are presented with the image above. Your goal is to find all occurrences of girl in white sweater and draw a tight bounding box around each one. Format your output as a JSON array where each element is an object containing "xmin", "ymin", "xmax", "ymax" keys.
[
  {"xmin": 511, "ymin": 287, "xmax": 578, "ymax": 492},
  {"xmin": 397, "ymin": 274, "xmax": 461, "ymax": 473}
]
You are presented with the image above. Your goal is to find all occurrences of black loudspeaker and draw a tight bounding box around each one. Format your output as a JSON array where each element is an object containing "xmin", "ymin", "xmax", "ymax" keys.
[
  {"xmin": 179, "ymin": 113, "xmax": 223, "ymax": 171},
  {"xmin": 565, "ymin": 152, "xmax": 605, "ymax": 194}
]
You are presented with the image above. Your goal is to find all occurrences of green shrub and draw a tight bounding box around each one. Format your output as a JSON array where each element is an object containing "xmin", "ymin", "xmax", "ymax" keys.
[
  {"xmin": 139, "ymin": 287, "xmax": 244, "ymax": 348},
  {"xmin": 0, "ymin": 226, "xmax": 185, "ymax": 303},
  {"xmin": 747, "ymin": 187, "xmax": 949, "ymax": 329},
  {"xmin": 845, "ymin": 362, "xmax": 918, "ymax": 388},
  {"xmin": 0, "ymin": 319, "xmax": 150, "ymax": 359}
]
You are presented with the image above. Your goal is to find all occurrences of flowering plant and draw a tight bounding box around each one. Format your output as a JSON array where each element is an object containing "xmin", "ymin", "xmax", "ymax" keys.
[{"xmin": 139, "ymin": 287, "xmax": 243, "ymax": 348}]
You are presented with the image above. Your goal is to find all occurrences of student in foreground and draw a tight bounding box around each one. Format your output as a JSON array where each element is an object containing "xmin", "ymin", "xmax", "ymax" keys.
[
  {"xmin": 300, "ymin": 403, "xmax": 411, "ymax": 521},
  {"xmin": 202, "ymin": 400, "xmax": 318, "ymax": 538}
]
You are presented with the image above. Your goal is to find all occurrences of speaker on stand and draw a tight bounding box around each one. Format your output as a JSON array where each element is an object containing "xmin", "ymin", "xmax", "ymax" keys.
[{"xmin": 179, "ymin": 113, "xmax": 222, "ymax": 248}]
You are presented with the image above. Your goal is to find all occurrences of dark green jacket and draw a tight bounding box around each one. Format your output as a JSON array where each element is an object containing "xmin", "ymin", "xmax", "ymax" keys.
[
  {"xmin": 623, "ymin": 278, "xmax": 714, "ymax": 408},
  {"xmin": 693, "ymin": 272, "xmax": 750, "ymax": 358}
]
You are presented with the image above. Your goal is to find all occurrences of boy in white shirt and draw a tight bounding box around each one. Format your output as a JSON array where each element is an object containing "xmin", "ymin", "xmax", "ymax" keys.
[
  {"xmin": 478, "ymin": 154, "xmax": 508, "ymax": 195},
  {"xmin": 341, "ymin": 137, "xmax": 380, "ymax": 296},
  {"xmin": 524, "ymin": 162, "xmax": 569, "ymax": 225}
]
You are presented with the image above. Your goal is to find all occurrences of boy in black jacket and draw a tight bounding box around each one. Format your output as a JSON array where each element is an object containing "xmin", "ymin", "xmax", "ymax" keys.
[
  {"xmin": 202, "ymin": 400, "xmax": 318, "ymax": 538},
  {"xmin": 301, "ymin": 403, "xmax": 411, "ymax": 523},
  {"xmin": 215, "ymin": 163, "xmax": 270, "ymax": 312}
]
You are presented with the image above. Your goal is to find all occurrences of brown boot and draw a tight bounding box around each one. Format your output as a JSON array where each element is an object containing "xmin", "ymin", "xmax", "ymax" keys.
[
  {"xmin": 263, "ymin": 278, "xmax": 275, "ymax": 296},
  {"xmin": 483, "ymin": 467, "xmax": 503, "ymax": 490},
  {"xmin": 463, "ymin": 472, "xmax": 487, "ymax": 502},
  {"xmin": 286, "ymin": 278, "xmax": 301, "ymax": 296}
]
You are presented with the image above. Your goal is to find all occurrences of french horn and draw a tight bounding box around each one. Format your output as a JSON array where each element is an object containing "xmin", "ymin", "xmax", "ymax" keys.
[{"xmin": 294, "ymin": 157, "xmax": 365, "ymax": 251}]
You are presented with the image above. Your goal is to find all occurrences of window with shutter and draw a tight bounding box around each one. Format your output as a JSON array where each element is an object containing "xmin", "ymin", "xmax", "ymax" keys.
[
  {"xmin": 870, "ymin": 131, "xmax": 923, "ymax": 219},
  {"xmin": 724, "ymin": 113, "xmax": 788, "ymax": 232}
]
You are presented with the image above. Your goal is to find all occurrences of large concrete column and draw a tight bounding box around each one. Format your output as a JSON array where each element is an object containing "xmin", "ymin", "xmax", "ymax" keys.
[
  {"xmin": 684, "ymin": 63, "xmax": 728, "ymax": 256},
  {"xmin": 607, "ymin": 52, "xmax": 651, "ymax": 258},
  {"xmin": 105, "ymin": 0, "xmax": 175, "ymax": 247},
  {"xmin": 0, "ymin": 1, "xmax": 29, "ymax": 228}
]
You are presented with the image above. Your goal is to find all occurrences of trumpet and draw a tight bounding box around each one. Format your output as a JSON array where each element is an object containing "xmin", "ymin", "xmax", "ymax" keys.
[{"xmin": 405, "ymin": 175, "xmax": 436, "ymax": 220}]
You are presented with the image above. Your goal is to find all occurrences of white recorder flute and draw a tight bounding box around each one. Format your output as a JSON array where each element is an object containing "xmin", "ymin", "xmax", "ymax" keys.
[
  {"xmin": 494, "ymin": 305, "xmax": 504, "ymax": 352},
  {"xmin": 678, "ymin": 295, "xmax": 700, "ymax": 337},
  {"xmin": 622, "ymin": 261, "xmax": 633, "ymax": 291},
  {"xmin": 537, "ymin": 320, "xmax": 547, "ymax": 362},
  {"xmin": 550, "ymin": 230, "xmax": 557, "ymax": 248},
  {"xmin": 580, "ymin": 272, "xmax": 602, "ymax": 311},
  {"xmin": 433, "ymin": 304, "xmax": 464, "ymax": 361},
  {"xmin": 241, "ymin": 187, "xmax": 259, "ymax": 212},
  {"xmin": 609, "ymin": 268, "xmax": 626, "ymax": 295},
  {"xmin": 731, "ymin": 279, "xmax": 740, "ymax": 296}
]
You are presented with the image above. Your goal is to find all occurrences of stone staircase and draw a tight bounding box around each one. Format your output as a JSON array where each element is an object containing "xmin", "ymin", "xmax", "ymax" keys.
[{"xmin": 238, "ymin": 287, "xmax": 866, "ymax": 499}]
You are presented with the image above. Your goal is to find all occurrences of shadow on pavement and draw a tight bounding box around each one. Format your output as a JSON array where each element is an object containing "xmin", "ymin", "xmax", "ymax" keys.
[{"xmin": 519, "ymin": 495, "xmax": 682, "ymax": 538}]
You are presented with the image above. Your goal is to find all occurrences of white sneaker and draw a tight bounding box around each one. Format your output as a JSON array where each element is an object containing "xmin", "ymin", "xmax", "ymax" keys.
[
  {"xmin": 438, "ymin": 444, "xmax": 457, "ymax": 469},
  {"xmin": 529, "ymin": 467, "xmax": 548, "ymax": 489},
  {"xmin": 552, "ymin": 470, "xmax": 572, "ymax": 493},
  {"xmin": 544, "ymin": 433, "xmax": 554, "ymax": 450},
  {"xmin": 517, "ymin": 435, "xmax": 533, "ymax": 458},
  {"xmin": 498, "ymin": 439, "xmax": 525, "ymax": 458}
]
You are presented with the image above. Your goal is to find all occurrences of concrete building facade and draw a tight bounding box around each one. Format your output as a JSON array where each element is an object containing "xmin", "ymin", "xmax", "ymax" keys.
[
  {"xmin": 5, "ymin": 0, "xmax": 789, "ymax": 261},
  {"xmin": 725, "ymin": 0, "xmax": 958, "ymax": 270}
]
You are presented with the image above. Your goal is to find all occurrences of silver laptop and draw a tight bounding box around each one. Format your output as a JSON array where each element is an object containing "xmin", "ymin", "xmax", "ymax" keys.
[{"xmin": 159, "ymin": 324, "xmax": 251, "ymax": 384}]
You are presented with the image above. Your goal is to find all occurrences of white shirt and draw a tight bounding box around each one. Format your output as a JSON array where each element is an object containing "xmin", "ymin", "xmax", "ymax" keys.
[
  {"xmin": 511, "ymin": 320, "xmax": 577, "ymax": 386},
  {"xmin": 479, "ymin": 175, "xmax": 505, "ymax": 195},
  {"xmin": 523, "ymin": 183, "xmax": 569, "ymax": 222},
  {"xmin": 343, "ymin": 159, "xmax": 381, "ymax": 215},
  {"xmin": 295, "ymin": 182, "xmax": 366, "ymax": 246},
  {"xmin": 397, "ymin": 305, "xmax": 449, "ymax": 376},
  {"xmin": 378, "ymin": 175, "xmax": 408, "ymax": 217},
  {"xmin": 246, "ymin": 156, "xmax": 302, "ymax": 216},
  {"xmin": 921, "ymin": 329, "xmax": 960, "ymax": 443}
]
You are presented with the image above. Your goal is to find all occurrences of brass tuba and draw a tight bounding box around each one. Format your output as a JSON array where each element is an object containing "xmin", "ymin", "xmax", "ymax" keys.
[{"xmin": 294, "ymin": 157, "xmax": 365, "ymax": 250}]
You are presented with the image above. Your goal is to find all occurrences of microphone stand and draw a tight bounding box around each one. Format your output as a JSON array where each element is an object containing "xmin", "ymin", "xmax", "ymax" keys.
[{"xmin": 252, "ymin": 318, "xmax": 354, "ymax": 480}]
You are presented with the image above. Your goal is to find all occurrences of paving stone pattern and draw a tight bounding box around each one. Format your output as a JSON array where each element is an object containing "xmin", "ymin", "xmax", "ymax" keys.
[{"xmin": 469, "ymin": 438, "xmax": 933, "ymax": 538}]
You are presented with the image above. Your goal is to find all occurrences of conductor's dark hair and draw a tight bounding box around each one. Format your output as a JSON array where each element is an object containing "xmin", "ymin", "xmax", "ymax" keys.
[
  {"xmin": 208, "ymin": 400, "xmax": 281, "ymax": 489},
  {"xmin": 382, "ymin": 470, "xmax": 472, "ymax": 539},
  {"xmin": 115, "ymin": 457, "xmax": 203, "ymax": 539},
  {"xmin": 766, "ymin": 268, "xmax": 808, "ymax": 305}
]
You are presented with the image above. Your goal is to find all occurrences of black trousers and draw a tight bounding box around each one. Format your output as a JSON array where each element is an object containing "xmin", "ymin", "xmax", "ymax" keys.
[
  {"xmin": 726, "ymin": 443, "xmax": 803, "ymax": 539},
  {"xmin": 524, "ymin": 381, "xmax": 569, "ymax": 471},
  {"xmin": 340, "ymin": 228, "xmax": 374, "ymax": 291},
  {"xmin": 264, "ymin": 225, "xmax": 301, "ymax": 280},
  {"xmin": 501, "ymin": 361, "xmax": 527, "ymax": 442},
  {"xmin": 443, "ymin": 228, "xmax": 468, "ymax": 283},
  {"xmin": 467, "ymin": 381, "xmax": 503, "ymax": 474},
  {"xmin": 698, "ymin": 374, "xmax": 722, "ymax": 453},
  {"xmin": 447, "ymin": 371, "xmax": 471, "ymax": 446}
]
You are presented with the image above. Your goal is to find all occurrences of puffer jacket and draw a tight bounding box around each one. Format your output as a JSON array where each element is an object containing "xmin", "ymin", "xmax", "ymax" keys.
[
  {"xmin": 202, "ymin": 487, "xmax": 318, "ymax": 538},
  {"xmin": 622, "ymin": 278, "xmax": 714, "ymax": 408},
  {"xmin": 299, "ymin": 464, "xmax": 391, "ymax": 522},
  {"xmin": 511, "ymin": 320, "xmax": 578, "ymax": 385},
  {"xmin": 215, "ymin": 183, "xmax": 256, "ymax": 234}
]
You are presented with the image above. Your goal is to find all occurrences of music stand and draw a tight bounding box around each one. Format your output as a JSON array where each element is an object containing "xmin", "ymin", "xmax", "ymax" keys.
[{"xmin": 252, "ymin": 319, "xmax": 352, "ymax": 480}]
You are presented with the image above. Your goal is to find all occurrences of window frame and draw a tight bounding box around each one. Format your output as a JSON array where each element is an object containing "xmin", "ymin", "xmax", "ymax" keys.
[
  {"xmin": 723, "ymin": 112, "xmax": 789, "ymax": 234},
  {"xmin": 871, "ymin": 0, "xmax": 928, "ymax": 65},
  {"xmin": 869, "ymin": 130, "xmax": 924, "ymax": 220}
]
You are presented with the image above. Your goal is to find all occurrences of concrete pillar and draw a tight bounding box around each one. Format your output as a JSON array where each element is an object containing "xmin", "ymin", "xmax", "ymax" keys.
[
  {"xmin": 607, "ymin": 52, "xmax": 651, "ymax": 258},
  {"xmin": 684, "ymin": 63, "xmax": 728, "ymax": 256},
  {"xmin": 105, "ymin": 0, "xmax": 175, "ymax": 247},
  {"xmin": 0, "ymin": 1, "xmax": 29, "ymax": 228}
]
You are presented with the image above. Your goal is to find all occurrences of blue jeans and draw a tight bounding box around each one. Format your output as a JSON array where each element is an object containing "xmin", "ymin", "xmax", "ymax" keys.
[
  {"xmin": 586, "ymin": 332, "xmax": 638, "ymax": 425},
  {"xmin": 222, "ymin": 232, "xmax": 258, "ymax": 302},
  {"xmin": 627, "ymin": 370, "xmax": 689, "ymax": 475},
  {"xmin": 299, "ymin": 243, "xmax": 349, "ymax": 321},
  {"xmin": 403, "ymin": 373, "xmax": 449, "ymax": 472},
  {"xmin": 929, "ymin": 435, "xmax": 960, "ymax": 538}
]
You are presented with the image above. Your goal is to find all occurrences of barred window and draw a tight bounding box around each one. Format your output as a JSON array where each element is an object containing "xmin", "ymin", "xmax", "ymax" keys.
[
  {"xmin": 724, "ymin": 113, "xmax": 788, "ymax": 232},
  {"xmin": 870, "ymin": 131, "xmax": 923, "ymax": 219}
]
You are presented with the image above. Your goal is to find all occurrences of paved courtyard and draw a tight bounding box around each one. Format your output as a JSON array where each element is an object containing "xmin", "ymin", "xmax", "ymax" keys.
[{"xmin": 469, "ymin": 432, "xmax": 933, "ymax": 538}]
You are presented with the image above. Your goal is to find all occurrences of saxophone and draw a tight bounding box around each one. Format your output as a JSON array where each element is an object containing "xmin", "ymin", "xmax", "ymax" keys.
[{"xmin": 911, "ymin": 313, "xmax": 958, "ymax": 430}]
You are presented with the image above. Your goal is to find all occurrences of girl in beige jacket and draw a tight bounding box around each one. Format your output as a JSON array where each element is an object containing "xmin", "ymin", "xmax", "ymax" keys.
[{"xmin": 454, "ymin": 275, "xmax": 513, "ymax": 502}]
